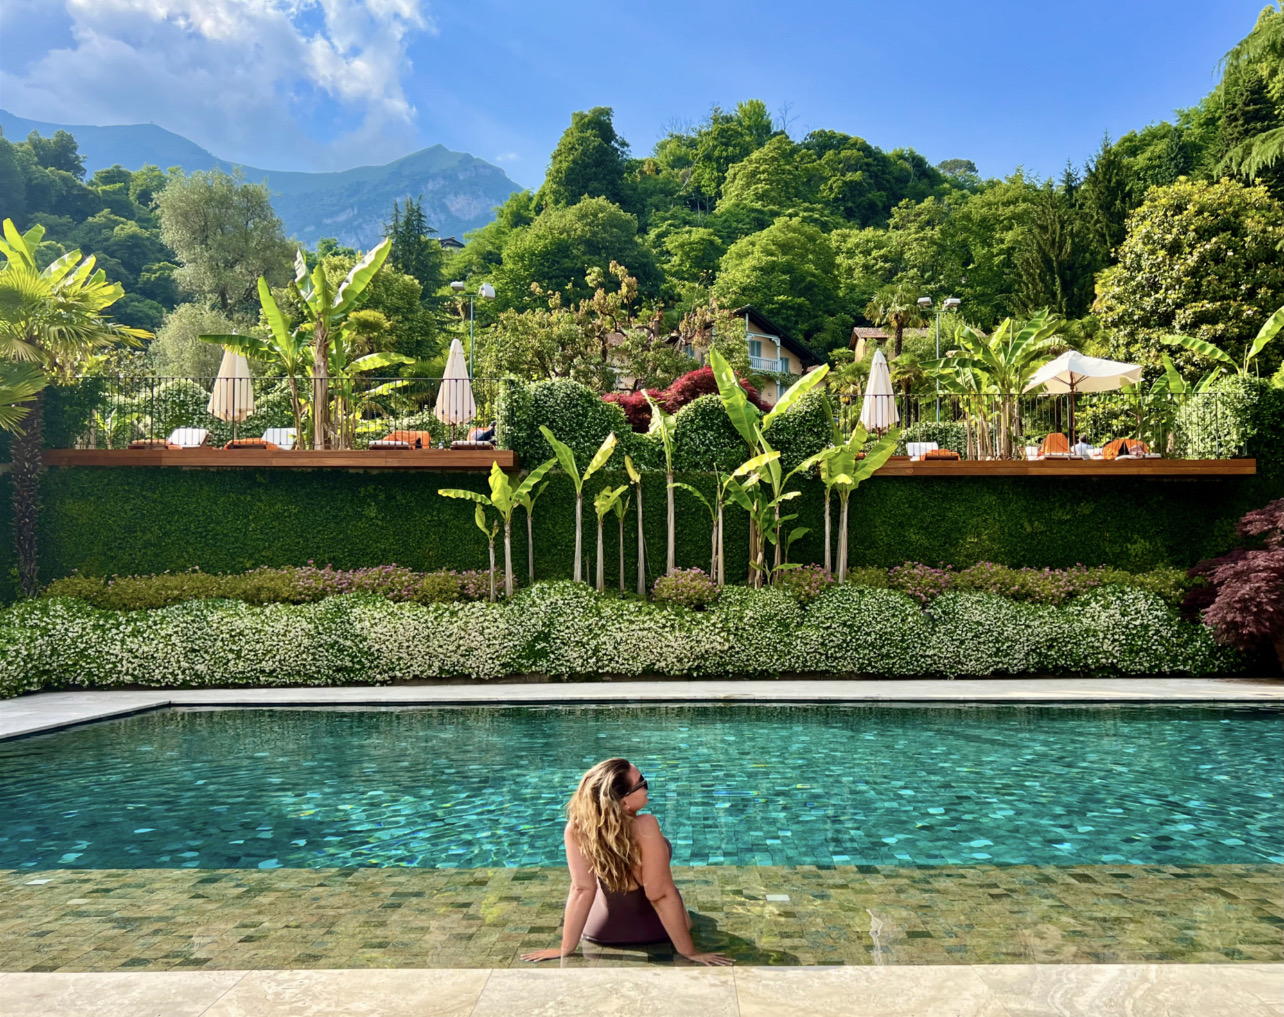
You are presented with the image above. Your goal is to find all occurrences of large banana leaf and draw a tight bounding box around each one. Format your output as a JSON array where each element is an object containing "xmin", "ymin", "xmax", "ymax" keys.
[
  {"xmin": 487, "ymin": 461, "xmax": 515, "ymax": 517},
  {"xmin": 581, "ymin": 432, "xmax": 618, "ymax": 483},
  {"xmin": 763, "ymin": 363, "xmax": 830, "ymax": 430},
  {"xmin": 539, "ymin": 426, "xmax": 581, "ymax": 487},
  {"xmin": 707, "ymin": 347, "xmax": 761, "ymax": 447},
  {"xmin": 852, "ymin": 429, "xmax": 900, "ymax": 482},
  {"xmin": 259, "ymin": 277, "xmax": 293, "ymax": 350},
  {"xmin": 439, "ymin": 487, "xmax": 492, "ymax": 508},
  {"xmin": 1161, "ymin": 354, "xmax": 1188, "ymax": 396},
  {"xmin": 731, "ymin": 450, "xmax": 780, "ymax": 480},
  {"xmin": 593, "ymin": 484, "xmax": 628, "ymax": 519},
  {"xmin": 198, "ymin": 332, "xmax": 274, "ymax": 361},
  {"xmin": 755, "ymin": 427, "xmax": 782, "ymax": 491},
  {"xmin": 348, "ymin": 351, "xmax": 414, "ymax": 374},
  {"xmin": 624, "ymin": 454, "xmax": 641, "ymax": 484},
  {"xmin": 672, "ymin": 481, "xmax": 714, "ymax": 517},
  {"xmin": 1247, "ymin": 305, "xmax": 1284, "ymax": 367},
  {"xmin": 1162, "ymin": 333, "xmax": 1236, "ymax": 368},
  {"xmin": 722, "ymin": 476, "xmax": 756, "ymax": 513},
  {"xmin": 333, "ymin": 239, "xmax": 392, "ymax": 318},
  {"xmin": 513, "ymin": 457, "xmax": 558, "ymax": 508}
]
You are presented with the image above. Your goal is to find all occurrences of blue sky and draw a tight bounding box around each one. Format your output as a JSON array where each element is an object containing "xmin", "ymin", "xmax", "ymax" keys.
[{"xmin": 0, "ymin": 0, "xmax": 1257, "ymax": 187}]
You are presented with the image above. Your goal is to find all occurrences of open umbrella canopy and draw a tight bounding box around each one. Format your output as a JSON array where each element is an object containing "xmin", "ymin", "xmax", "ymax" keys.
[
  {"xmin": 207, "ymin": 348, "xmax": 254, "ymax": 423},
  {"xmin": 859, "ymin": 349, "xmax": 899, "ymax": 432},
  {"xmin": 434, "ymin": 338, "xmax": 476, "ymax": 426},
  {"xmin": 1023, "ymin": 351, "xmax": 1142, "ymax": 394}
]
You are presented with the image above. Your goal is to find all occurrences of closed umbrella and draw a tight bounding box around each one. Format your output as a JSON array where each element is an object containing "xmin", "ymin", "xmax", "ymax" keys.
[
  {"xmin": 1023, "ymin": 351, "xmax": 1141, "ymax": 445},
  {"xmin": 434, "ymin": 338, "xmax": 476, "ymax": 430},
  {"xmin": 859, "ymin": 349, "xmax": 899, "ymax": 433},
  {"xmin": 207, "ymin": 348, "xmax": 254, "ymax": 442}
]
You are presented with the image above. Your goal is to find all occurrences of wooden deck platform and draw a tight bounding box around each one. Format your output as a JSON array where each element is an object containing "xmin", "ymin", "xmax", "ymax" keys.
[
  {"xmin": 42, "ymin": 448, "xmax": 521, "ymax": 470},
  {"xmin": 40, "ymin": 450, "xmax": 1256, "ymax": 476}
]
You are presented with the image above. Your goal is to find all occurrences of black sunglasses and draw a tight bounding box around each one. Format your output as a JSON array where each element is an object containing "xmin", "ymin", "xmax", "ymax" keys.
[{"xmin": 620, "ymin": 776, "xmax": 648, "ymax": 797}]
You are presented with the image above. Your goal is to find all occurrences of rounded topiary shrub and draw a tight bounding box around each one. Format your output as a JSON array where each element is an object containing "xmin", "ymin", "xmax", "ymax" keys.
[
  {"xmin": 761, "ymin": 388, "xmax": 831, "ymax": 470},
  {"xmin": 671, "ymin": 394, "xmax": 748, "ymax": 473},
  {"xmin": 652, "ymin": 568, "xmax": 719, "ymax": 609}
]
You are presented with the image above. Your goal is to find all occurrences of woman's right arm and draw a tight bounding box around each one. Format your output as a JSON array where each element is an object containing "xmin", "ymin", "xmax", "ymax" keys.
[
  {"xmin": 637, "ymin": 816, "xmax": 731, "ymax": 966},
  {"xmin": 522, "ymin": 822, "xmax": 597, "ymax": 962}
]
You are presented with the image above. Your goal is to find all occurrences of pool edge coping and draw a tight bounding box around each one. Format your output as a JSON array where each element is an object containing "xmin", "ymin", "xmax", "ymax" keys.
[{"xmin": 3, "ymin": 678, "xmax": 1282, "ymax": 741}]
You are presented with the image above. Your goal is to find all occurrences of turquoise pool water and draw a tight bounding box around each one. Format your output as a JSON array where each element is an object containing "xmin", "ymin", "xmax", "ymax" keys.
[{"xmin": 1, "ymin": 704, "xmax": 1280, "ymax": 870}]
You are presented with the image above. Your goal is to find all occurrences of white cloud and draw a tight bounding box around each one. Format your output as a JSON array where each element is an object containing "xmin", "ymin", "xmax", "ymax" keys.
[
  {"xmin": 494, "ymin": 152, "xmax": 518, "ymax": 163},
  {"xmin": 0, "ymin": 0, "xmax": 436, "ymax": 169}
]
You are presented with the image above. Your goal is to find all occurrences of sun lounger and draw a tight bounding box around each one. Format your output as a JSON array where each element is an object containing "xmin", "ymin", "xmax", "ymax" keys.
[
  {"xmin": 1036, "ymin": 433, "xmax": 1072, "ymax": 458},
  {"xmin": 923, "ymin": 449, "xmax": 960, "ymax": 460},
  {"xmin": 451, "ymin": 440, "xmax": 495, "ymax": 450},
  {"xmin": 260, "ymin": 428, "xmax": 296, "ymax": 450},
  {"xmin": 167, "ymin": 428, "xmax": 210, "ymax": 448},
  {"xmin": 906, "ymin": 441, "xmax": 938, "ymax": 461},
  {"xmin": 1102, "ymin": 438, "xmax": 1150, "ymax": 460},
  {"xmin": 223, "ymin": 438, "xmax": 280, "ymax": 450},
  {"xmin": 372, "ymin": 430, "xmax": 435, "ymax": 449},
  {"xmin": 127, "ymin": 438, "xmax": 177, "ymax": 450}
]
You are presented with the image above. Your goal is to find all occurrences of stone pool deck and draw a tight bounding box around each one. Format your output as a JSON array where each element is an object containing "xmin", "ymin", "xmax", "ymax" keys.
[
  {"xmin": 2, "ymin": 680, "xmax": 1280, "ymax": 1014},
  {"xmin": 3, "ymin": 676, "xmax": 1282, "ymax": 741}
]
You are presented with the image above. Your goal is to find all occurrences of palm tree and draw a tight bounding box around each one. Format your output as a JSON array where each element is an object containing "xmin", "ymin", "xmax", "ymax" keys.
[
  {"xmin": 0, "ymin": 362, "xmax": 47, "ymax": 434},
  {"xmin": 864, "ymin": 283, "xmax": 926, "ymax": 359},
  {"xmin": 0, "ymin": 220, "xmax": 149, "ymax": 595}
]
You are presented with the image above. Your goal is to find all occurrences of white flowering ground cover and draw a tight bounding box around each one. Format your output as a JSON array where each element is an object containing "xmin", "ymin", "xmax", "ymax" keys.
[{"xmin": 0, "ymin": 583, "xmax": 1236, "ymax": 697}]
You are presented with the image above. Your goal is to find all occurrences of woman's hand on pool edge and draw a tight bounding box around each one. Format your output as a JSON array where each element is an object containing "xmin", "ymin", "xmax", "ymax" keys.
[
  {"xmin": 679, "ymin": 951, "xmax": 734, "ymax": 966},
  {"xmin": 520, "ymin": 947, "xmax": 570, "ymax": 963}
]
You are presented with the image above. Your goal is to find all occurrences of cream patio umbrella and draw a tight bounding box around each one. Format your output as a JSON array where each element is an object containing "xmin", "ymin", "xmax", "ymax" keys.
[
  {"xmin": 207, "ymin": 347, "xmax": 254, "ymax": 442},
  {"xmin": 859, "ymin": 348, "xmax": 899, "ymax": 434},
  {"xmin": 1022, "ymin": 351, "xmax": 1142, "ymax": 445},
  {"xmin": 434, "ymin": 338, "xmax": 477, "ymax": 435}
]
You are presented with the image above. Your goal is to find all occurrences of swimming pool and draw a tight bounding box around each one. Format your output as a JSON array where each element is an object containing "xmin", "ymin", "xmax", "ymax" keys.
[{"xmin": 1, "ymin": 703, "xmax": 1280, "ymax": 870}]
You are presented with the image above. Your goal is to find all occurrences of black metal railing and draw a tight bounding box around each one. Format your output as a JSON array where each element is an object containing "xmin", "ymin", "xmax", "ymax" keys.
[{"xmin": 61, "ymin": 376, "xmax": 507, "ymax": 450}]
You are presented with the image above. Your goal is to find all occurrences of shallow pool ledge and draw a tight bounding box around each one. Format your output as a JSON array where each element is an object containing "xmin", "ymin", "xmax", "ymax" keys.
[{"xmin": 1, "ymin": 677, "xmax": 1281, "ymax": 740}]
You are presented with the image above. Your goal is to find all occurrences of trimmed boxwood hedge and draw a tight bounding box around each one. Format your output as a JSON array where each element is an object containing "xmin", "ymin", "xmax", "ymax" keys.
[
  {"xmin": 0, "ymin": 583, "xmax": 1238, "ymax": 698},
  {"xmin": 0, "ymin": 465, "xmax": 1277, "ymax": 603}
]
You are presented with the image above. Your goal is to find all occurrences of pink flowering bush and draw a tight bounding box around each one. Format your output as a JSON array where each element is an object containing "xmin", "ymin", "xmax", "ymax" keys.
[
  {"xmin": 652, "ymin": 568, "xmax": 720, "ymax": 610},
  {"xmin": 887, "ymin": 562, "xmax": 955, "ymax": 603},
  {"xmin": 1185, "ymin": 499, "xmax": 1284, "ymax": 666},
  {"xmin": 775, "ymin": 564, "xmax": 835, "ymax": 604}
]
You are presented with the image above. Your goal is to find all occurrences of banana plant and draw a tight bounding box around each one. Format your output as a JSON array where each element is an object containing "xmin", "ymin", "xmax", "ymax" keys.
[
  {"xmin": 1163, "ymin": 304, "xmax": 1284, "ymax": 380},
  {"xmin": 475, "ymin": 504, "xmax": 500, "ymax": 602},
  {"xmin": 625, "ymin": 454, "xmax": 646, "ymax": 595},
  {"xmin": 291, "ymin": 239, "xmax": 391, "ymax": 449},
  {"xmin": 748, "ymin": 430, "xmax": 833, "ymax": 584},
  {"xmin": 922, "ymin": 311, "xmax": 1063, "ymax": 459},
  {"xmin": 511, "ymin": 459, "xmax": 557, "ymax": 584},
  {"xmin": 674, "ymin": 452, "xmax": 780, "ymax": 585},
  {"xmin": 540, "ymin": 426, "xmax": 617, "ymax": 583},
  {"xmin": 200, "ymin": 276, "xmax": 312, "ymax": 446},
  {"xmin": 439, "ymin": 459, "xmax": 556, "ymax": 598},
  {"xmin": 611, "ymin": 490, "xmax": 631, "ymax": 591},
  {"xmin": 707, "ymin": 347, "xmax": 830, "ymax": 580},
  {"xmin": 592, "ymin": 484, "xmax": 629, "ymax": 592},
  {"xmin": 644, "ymin": 392, "xmax": 678, "ymax": 575},
  {"xmin": 825, "ymin": 426, "xmax": 900, "ymax": 582}
]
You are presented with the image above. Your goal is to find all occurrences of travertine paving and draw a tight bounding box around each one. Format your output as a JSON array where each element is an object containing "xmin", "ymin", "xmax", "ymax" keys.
[
  {"xmin": 2, "ymin": 863, "xmax": 1279, "ymax": 972},
  {"xmin": 1, "ymin": 964, "xmax": 1280, "ymax": 1017}
]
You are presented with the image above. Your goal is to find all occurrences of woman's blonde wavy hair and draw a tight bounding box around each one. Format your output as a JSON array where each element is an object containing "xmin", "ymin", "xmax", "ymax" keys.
[{"xmin": 566, "ymin": 758, "xmax": 641, "ymax": 893}]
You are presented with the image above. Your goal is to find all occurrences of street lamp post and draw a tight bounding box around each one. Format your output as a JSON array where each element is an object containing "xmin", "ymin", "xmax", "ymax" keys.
[
  {"xmin": 918, "ymin": 295, "xmax": 961, "ymax": 421},
  {"xmin": 450, "ymin": 281, "xmax": 496, "ymax": 380}
]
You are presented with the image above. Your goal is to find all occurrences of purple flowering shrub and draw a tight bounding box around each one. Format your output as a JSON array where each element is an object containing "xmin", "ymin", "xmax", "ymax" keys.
[
  {"xmin": 885, "ymin": 561, "xmax": 1191, "ymax": 607},
  {"xmin": 775, "ymin": 564, "xmax": 836, "ymax": 603},
  {"xmin": 1185, "ymin": 499, "xmax": 1284, "ymax": 665},
  {"xmin": 652, "ymin": 568, "xmax": 720, "ymax": 610},
  {"xmin": 43, "ymin": 564, "xmax": 497, "ymax": 610}
]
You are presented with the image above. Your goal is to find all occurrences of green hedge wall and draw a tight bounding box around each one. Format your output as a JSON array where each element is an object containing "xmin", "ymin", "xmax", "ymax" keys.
[{"xmin": 2, "ymin": 464, "xmax": 1277, "ymax": 602}]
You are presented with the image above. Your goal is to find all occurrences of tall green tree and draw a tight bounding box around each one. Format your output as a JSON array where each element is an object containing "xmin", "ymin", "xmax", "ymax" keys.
[
  {"xmin": 1080, "ymin": 134, "xmax": 1136, "ymax": 259},
  {"xmin": 537, "ymin": 107, "xmax": 632, "ymax": 212},
  {"xmin": 155, "ymin": 169, "xmax": 294, "ymax": 319},
  {"xmin": 864, "ymin": 282, "xmax": 926, "ymax": 359},
  {"xmin": 0, "ymin": 219, "xmax": 149, "ymax": 594},
  {"xmin": 385, "ymin": 196, "xmax": 447, "ymax": 301},
  {"xmin": 1094, "ymin": 178, "xmax": 1284, "ymax": 376},
  {"xmin": 1215, "ymin": 3, "xmax": 1283, "ymax": 183}
]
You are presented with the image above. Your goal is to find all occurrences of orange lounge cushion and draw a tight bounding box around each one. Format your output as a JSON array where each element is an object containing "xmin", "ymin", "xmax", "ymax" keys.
[
  {"xmin": 1038, "ymin": 433, "xmax": 1071, "ymax": 457},
  {"xmin": 924, "ymin": 449, "xmax": 961, "ymax": 460},
  {"xmin": 127, "ymin": 439, "xmax": 178, "ymax": 450},
  {"xmin": 1102, "ymin": 438, "xmax": 1149, "ymax": 460},
  {"xmin": 223, "ymin": 438, "xmax": 280, "ymax": 450},
  {"xmin": 380, "ymin": 430, "xmax": 434, "ymax": 448}
]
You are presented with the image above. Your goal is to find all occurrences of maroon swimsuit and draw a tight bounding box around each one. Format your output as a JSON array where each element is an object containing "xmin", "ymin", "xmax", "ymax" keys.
[{"xmin": 581, "ymin": 836, "xmax": 681, "ymax": 945}]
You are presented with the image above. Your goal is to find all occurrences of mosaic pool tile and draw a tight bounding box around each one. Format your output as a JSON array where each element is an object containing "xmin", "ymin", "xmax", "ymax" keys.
[
  {"xmin": 3, "ymin": 705, "xmax": 1281, "ymax": 870},
  {"xmin": 2, "ymin": 864, "xmax": 1279, "ymax": 971}
]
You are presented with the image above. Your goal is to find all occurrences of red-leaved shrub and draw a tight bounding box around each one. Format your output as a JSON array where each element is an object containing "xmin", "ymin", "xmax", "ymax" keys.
[
  {"xmin": 1185, "ymin": 499, "xmax": 1284, "ymax": 667},
  {"xmin": 605, "ymin": 366, "xmax": 771, "ymax": 432}
]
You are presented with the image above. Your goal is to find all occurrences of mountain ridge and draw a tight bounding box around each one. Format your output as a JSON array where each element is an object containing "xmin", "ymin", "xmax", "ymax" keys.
[{"xmin": 0, "ymin": 109, "xmax": 521, "ymax": 249}]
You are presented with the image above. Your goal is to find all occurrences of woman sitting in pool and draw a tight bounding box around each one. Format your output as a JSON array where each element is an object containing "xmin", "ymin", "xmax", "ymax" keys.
[{"xmin": 521, "ymin": 757, "xmax": 731, "ymax": 966}]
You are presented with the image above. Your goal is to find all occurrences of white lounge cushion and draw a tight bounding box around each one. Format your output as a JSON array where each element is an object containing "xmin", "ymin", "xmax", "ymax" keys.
[
  {"xmin": 906, "ymin": 441, "xmax": 939, "ymax": 460},
  {"xmin": 260, "ymin": 427, "xmax": 296, "ymax": 450},
  {"xmin": 167, "ymin": 427, "xmax": 209, "ymax": 448}
]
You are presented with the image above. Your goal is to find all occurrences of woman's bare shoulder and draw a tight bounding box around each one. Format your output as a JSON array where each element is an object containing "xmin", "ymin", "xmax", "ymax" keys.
[{"xmin": 633, "ymin": 813, "xmax": 663, "ymax": 837}]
